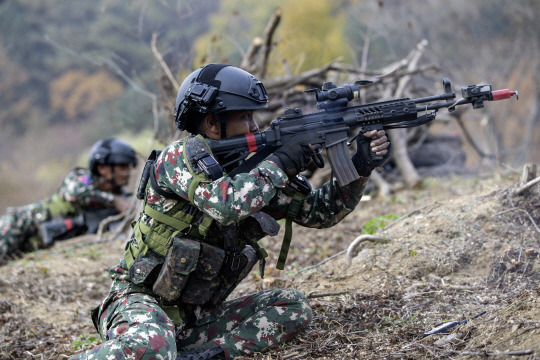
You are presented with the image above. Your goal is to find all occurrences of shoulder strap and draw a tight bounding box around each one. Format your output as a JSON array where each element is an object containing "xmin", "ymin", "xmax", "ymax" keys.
[
  {"xmin": 182, "ymin": 135, "xmax": 218, "ymax": 204},
  {"xmin": 150, "ymin": 167, "xmax": 184, "ymax": 201}
]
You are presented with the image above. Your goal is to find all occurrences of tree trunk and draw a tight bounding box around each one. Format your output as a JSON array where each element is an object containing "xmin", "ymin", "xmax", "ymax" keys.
[{"xmin": 389, "ymin": 128, "xmax": 422, "ymax": 188}]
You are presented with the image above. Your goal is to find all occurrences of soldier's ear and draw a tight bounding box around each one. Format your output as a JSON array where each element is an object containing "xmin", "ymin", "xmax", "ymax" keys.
[{"xmin": 201, "ymin": 114, "xmax": 221, "ymax": 139}]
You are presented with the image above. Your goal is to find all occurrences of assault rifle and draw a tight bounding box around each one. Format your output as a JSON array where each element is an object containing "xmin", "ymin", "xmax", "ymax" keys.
[
  {"xmin": 206, "ymin": 78, "xmax": 517, "ymax": 186},
  {"xmin": 39, "ymin": 208, "xmax": 120, "ymax": 246}
]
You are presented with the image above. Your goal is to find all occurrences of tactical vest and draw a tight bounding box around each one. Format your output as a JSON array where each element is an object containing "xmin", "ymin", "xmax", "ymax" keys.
[{"xmin": 124, "ymin": 135, "xmax": 310, "ymax": 325}]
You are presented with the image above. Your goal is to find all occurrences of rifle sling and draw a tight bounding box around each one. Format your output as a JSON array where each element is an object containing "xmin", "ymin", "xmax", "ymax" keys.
[
  {"xmin": 227, "ymin": 145, "xmax": 274, "ymax": 179},
  {"xmin": 276, "ymin": 190, "xmax": 305, "ymax": 270}
]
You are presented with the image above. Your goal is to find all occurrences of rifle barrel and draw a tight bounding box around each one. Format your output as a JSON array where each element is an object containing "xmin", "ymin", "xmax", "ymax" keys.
[
  {"xmin": 416, "ymin": 98, "xmax": 472, "ymax": 112},
  {"xmin": 412, "ymin": 93, "xmax": 455, "ymax": 104}
]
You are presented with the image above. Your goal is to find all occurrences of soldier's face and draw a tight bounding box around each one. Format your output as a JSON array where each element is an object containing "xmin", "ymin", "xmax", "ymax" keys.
[
  {"xmin": 97, "ymin": 164, "xmax": 131, "ymax": 187},
  {"xmin": 111, "ymin": 164, "xmax": 131, "ymax": 186},
  {"xmin": 224, "ymin": 110, "xmax": 259, "ymax": 138}
]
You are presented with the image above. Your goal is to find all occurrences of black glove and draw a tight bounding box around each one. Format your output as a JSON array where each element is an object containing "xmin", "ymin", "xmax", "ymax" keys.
[
  {"xmin": 267, "ymin": 142, "xmax": 313, "ymax": 177},
  {"xmin": 351, "ymin": 131, "xmax": 391, "ymax": 177}
]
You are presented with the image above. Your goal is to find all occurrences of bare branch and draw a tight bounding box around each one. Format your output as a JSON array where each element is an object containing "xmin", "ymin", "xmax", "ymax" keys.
[
  {"xmin": 151, "ymin": 32, "xmax": 180, "ymax": 89},
  {"xmin": 514, "ymin": 176, "xmax": 540, "ymax": 195},
  {"xmin": 241, "ymin": 37, "xmax": 263, "ymax": 70},
  {"xmin": 258, "ymin": 7, "xmax": 282, "ymax": 78},
  {"xmin": 345, "ymin": 234, "xmax": 391, "ymax": 271}
]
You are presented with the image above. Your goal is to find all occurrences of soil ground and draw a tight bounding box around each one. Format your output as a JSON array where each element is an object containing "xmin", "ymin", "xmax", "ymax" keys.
[{"xmin": 1, "ymin": 171, "xmax": 539, "ymax": 359}]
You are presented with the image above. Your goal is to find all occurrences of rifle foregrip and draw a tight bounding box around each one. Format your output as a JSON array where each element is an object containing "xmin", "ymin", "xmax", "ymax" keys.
[{"xmin": 326, "ymin": 141, "xmax": 360, "ymax": 186}]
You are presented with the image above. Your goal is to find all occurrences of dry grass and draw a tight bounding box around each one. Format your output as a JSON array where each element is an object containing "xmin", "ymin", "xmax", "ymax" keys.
[{"xmin": 1, "ymin": 172, "xmax": 539, "ymax": 359}]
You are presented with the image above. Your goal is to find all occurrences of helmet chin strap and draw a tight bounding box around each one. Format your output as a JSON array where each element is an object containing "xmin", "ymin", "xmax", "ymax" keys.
[{"xmin": 219, "ymin": 114, "xmax": 228, "ymax": 139}]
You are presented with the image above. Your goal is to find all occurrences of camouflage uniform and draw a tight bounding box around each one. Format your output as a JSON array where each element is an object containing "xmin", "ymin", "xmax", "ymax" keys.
[
  {"xmin": 0, "ymin": 168, "xmax": 116, "ymax": 262},
  {"xmin": 69, "ymin": 135, "xmax": 368, "ymax": 360}
]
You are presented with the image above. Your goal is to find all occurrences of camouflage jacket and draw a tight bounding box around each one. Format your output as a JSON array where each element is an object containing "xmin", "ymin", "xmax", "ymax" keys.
[
  {"xmin": 54, "ymin": 167, "xmax": 116, "ymax": 210},
  {"xmin": 144, "ymin": 135, "xmax": 368, "ymax": 233},
  {"xmin": 36, "ymin": 167, "xmax": 118, "ymax": 220},
  {"xmin": 99, "ymin": 135, "xmax": 369, "ymax": 328},
  {"xmin": 120, "ymin": 134, "xmax": 368, "ymax": 277}
]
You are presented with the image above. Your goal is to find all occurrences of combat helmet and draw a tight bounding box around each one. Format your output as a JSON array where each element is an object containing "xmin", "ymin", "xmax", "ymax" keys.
[
  {"xmin": 88, "ymin": 138, "xmax": 138, "ymax": 176},
  {"xmin": 174, "ymin": 64, "xmax": 268, "ymax": 134}
]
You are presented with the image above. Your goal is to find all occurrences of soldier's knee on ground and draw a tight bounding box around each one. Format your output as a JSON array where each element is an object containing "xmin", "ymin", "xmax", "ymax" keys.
[
  {"xmin": 274, "ymin": 288, "xmax": 313, "ymax": 339},
  {"xmin": 70, "ymin": 293, "xmax": 177, "ymax": 360}
]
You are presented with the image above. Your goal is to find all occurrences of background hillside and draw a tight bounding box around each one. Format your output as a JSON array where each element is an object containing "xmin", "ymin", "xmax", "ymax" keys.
[{"xmin": 0, "ymin": 0, "xmax": 538, "ymax": 211}]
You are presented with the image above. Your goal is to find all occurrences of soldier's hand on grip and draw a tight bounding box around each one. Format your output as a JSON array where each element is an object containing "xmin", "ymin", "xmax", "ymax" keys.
[
  {"xmin": 352, "ymin": 129, "xmax": 391, "ymax": 177},
  {"xmin": 268, "ymin": 141, "xmax": 313, "ymax": 178}
]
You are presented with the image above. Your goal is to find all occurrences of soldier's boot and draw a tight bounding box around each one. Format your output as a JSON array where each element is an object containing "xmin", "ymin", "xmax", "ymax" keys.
[{"xmin": 176, "ymin": 344, "xmax": 226, "ymax": 360}]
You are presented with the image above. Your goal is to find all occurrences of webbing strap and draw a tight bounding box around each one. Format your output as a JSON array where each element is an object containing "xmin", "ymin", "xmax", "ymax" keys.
[
  {"xmin": 182, "ymin": 135, "xmax": 214, "ymax": 204},
  {"xmin": 144, "ymin": 204, "xmax": 192, "ymax": 233},
  {"xmin": 188, "ymin": 177, "xmax": 202, "ymax": 205},
  {"xmin": 276, "ymin": 191, "xmax": 305, "ymax": 270},
  {"xmin": 198, "ymin": 215, "xmax": 213, "ymax": 237},
  {"xmin": 124, "ymin": 221, "xmax": 151, "ymax": 268}
]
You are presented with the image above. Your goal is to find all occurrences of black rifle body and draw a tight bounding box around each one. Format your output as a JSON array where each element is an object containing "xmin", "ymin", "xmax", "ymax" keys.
[{"xmin": 208, "ymin": 79, "xmax": 517, "ymax": 186}]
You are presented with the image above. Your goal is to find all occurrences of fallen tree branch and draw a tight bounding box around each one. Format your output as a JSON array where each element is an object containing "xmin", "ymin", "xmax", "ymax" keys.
[
  {"xmin": 307, "ymin": 290, "xmax": 351, "ymax": 299},
  {"xmin": 447, "ymin": 348, "xmax": 533, "ymax": 357},
  {"xmin": 513, "ymin": 175, "xmax": 540, "ymax": 195},
  {"xmin": 345, "ymin": 235, "xmax": 391, "ymax": 270},
  {"xmin": 258, "ymin": 7, "xmax": 281, "ymax": 78}
]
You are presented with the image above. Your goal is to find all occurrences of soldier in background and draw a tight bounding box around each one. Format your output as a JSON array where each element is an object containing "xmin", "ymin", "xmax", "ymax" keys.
[
  {"xmin": 0, "ymin": 138, "xmax": 137, "ymax": 264},
  {"xmin": 69, "ymin": 64, "xmax": 390, "ymax": 360}
]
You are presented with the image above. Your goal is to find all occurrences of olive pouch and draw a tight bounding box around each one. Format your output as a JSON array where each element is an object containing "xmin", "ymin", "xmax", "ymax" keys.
[
  {"xmin": 128, "ymin": 249, "xmax": 165, "ymax": 287},
  {"xmin": 208, "ymin": 245, "xmax": 258, "ymax": 306},
  {"xmin": 180, "ymin": 242, "xmax": 226, "ymax": 305},
  {"xmin": 152, "ymin": 237, "xmax": 200, "ymax": 302}
]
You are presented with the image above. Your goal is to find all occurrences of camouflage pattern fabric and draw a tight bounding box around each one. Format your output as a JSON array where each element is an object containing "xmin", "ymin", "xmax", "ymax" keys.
[
  {"xmin": 0, "ymin": 168, "xmax": 116, "ymax": 262},
  {"xmin": 70, "ymin": 135, "xmax": 369, "ymax": 359},
  {"xmin": 176, "ymin": 287, "xmax": 312, "ymax": 358},
  {"xmin": 69, "ymin": 260, "xmax": 312, "ymax": 359}
]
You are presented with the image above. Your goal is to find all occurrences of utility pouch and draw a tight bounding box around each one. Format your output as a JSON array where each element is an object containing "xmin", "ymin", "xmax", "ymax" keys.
[
  {"xmin": 180, "ymin": 242, "xmax": 226, "ymax": 305},
  {"xmin": 128, "ymin": 249, "xmax": 165, "ymax": 287},
  {"xmin": 208, "ymin": 245, "xmax": 258, "ymax": 306},
  {"xmin": 152, "ymin": 237, "xmax": 200, "ymax": 302},
  {"xmin": 240, "ymin": 212, "xmax": 280, "ymax": 242}
]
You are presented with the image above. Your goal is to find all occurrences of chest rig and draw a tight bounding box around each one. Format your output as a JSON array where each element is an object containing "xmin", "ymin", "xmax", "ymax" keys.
[{"xmin": 125, "ymin": 135, "xmax": 290, "ymax": 325}]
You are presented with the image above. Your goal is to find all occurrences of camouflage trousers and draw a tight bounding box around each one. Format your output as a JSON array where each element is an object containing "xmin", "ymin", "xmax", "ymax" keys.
[
  {"xmin": 0, "ymin": 202, "xmax": 45, "ymax": 263},
  {"xmin": 69, "ymin": 287, "xmax": 313, "ymax": 359}
]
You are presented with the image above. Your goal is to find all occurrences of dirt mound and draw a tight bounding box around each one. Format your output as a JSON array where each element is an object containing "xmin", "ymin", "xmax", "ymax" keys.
[{"xmin": 0, "ymin": 172, "xmax": 538, "ymax": 359}]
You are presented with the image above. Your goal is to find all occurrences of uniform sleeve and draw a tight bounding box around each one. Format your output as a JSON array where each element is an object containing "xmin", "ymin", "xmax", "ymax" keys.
[
  {"xmin": 58, "ymin": 169, "xmax": 115, "ymax": 208},
  {"xmin": 151, "ymin": 141, "xmax": 289, "ymax": 225},
  {"xmin": 264, "ymin": 176, "xmax": 369, "ymax": 229}
]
